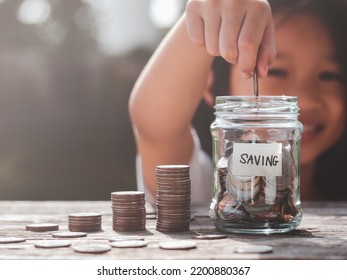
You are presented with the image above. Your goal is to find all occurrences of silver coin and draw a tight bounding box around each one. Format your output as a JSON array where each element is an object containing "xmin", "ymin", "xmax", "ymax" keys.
[
  {"xmin": 192, "ymin": 234, "xmax": 227, "ymax": 240},
  {"xmin": 156, "ymin": 164, "xmax": 190, "ymax": 170},
  {"xmin": 146, "ymin": 214, "xmax": 156, "ymax": 220},
  {"xmin": 0, "ymin": 237, "xmax": 26, "ymax": 244},
  {"xmin": 228, "ymin": 174, "xmax": 260, "ymax": 191},
  {"xmin": 33, "ymin": 240, "xmax": 71, "ymax": 248},
  {"xmin": 108, "ymin": 236, "xmax": 145, "ymax": 242},
  {"xmin": 159, "ymin": 240, "xmax": 197, "ymax": 250},
  {"xmin": 217, "ymin": 193, "xmax": 245, "ymax": 221},
  {"xmin": 25, "ymin": 223, "xmax": 59, "ymax": 232},
  {"xmin": 72, "ymin": 244, "xmax": 112, "ymax": 254},
  {"xmin": 226, "ymin": 174, "xmax": 260, "ymax": 202},
  {"xmin": 234, "ymin": 245, "xmax": 273, "ymax": 254},
  {"xmin": 110, "ymin": 240, "xmax": 147, "ymax": 248},
  {"xmin": 68, "ymin": 213, "xmax": 102, "ymax": 218},
  {"xmin": 52, "ymin": 232, "xmax": 87, "ymax": 238},
  {"xmin": 111, "ymin": 191, "xmax": 145, "ymax": 196},
  {"xmin": 253, "ymin": 70, "xmax": 259, "ymax": 97},
  {"xmin": 243, "ymin": 195, "xmax": 272, "ymax": 215}
]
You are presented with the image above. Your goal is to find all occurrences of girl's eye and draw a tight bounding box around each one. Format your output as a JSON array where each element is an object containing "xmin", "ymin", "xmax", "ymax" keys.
[
  {"xmin": 319, "ymin": 71, "xmax": 343, "ymax": 82},
  {"xmin": 267, "ymin": 68, "xmax": 287, "ymax": 78}
]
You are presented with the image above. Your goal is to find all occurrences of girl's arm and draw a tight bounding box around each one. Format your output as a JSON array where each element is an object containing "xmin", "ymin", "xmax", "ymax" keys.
[{"xmin": 129, "ymin": 0, "xmax": 276, "ymax": 199}]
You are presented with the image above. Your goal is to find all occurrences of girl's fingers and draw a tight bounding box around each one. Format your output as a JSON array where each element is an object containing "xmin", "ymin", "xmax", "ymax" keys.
[
  {"xmin": 219, "ymin": 6, "xmax": 246, "ymax": 64},
  {"xmin": 237, "ymin": 1, "xmax": 273, "ymax": 78},
  {"xmin": 203, "ymin": 10, "xmax": 222, "ymax": 56},
  {"xmin": 256, "ymin": 21, "xmax": 277, "ymax": 78},
  {"xmin": 186, "ymin": 1, "xmax": 205, "ymax": 47},
  {"xmin": 186, "ymin": 0, "xmax": 276, "ymax": 76}
]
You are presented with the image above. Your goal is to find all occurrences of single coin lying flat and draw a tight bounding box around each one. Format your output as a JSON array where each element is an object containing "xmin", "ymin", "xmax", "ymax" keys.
[
  {"xmin": 108, "ymin": 236, "xmax": 145, "ymax": 242},
  {"xmin": 0, "ymin": 237, "xmax": 26, "ymax": 244},
  {"xmin": 52, "ymin": 232, "xmax": 87, "ymax": 238},
  {"xmin": 72, "ymin": 244, "xmax": 111, "ymax": 254},
  {"xmin": 159, "ymin": 240, "xmax": 197, "ymax": 250},
  {"xmin": 33, "ymin": 240, "xmax": 71, "ymax": 248},
  {"xmin": 25, "ymin": 223, "xmax": 59, "ymax": 232},
  {"xmin": 234, "ymin": 245, "xmax": 273, "ymax": 254},
  {"xmin": 192, "ymin": 234, "xmax": 227, "ymax": 240},
  {"xmin": 110, "ymin": 240, "xmax": 148, "ymax": 248}
]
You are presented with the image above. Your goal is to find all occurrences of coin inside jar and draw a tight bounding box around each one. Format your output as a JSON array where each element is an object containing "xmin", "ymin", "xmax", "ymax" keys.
[
  {"xmin": 263, "ymin": 147, "xmax": 294, "ymax": 192},
  {"xmin": 226, "ymin": 173, "xmax": 260, "ymax": 202},
  {"xmin": 217, "ymin": 192, "xmax": 245, "ymax": 221},
  {"xmin": 243, "ymin": 192, "xmax": 273, "ymax": 217}
]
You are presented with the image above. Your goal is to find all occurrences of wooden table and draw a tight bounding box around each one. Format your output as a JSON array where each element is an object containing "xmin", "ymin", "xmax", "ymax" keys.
[{"xmin": 0, "ymin": 201, "xmax": 346, "ymax": 260}]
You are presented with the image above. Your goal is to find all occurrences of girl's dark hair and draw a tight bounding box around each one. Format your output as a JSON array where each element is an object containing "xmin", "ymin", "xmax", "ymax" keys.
[{"xmin": 211, "ymin": 0, "xmax": 347, "ymax": 200}]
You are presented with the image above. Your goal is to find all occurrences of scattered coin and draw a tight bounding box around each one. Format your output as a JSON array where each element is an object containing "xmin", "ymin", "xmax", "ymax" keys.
[
  {"xmin": 159, "ymin": 240, "xmax": 197, "ymax": 250},
  {"xmin": 234, "ymin": 245, "xmax": 273, "ymax": 254},
  {"xmin": 0, "ymin": 237, "xmax": 26, "ymax": 244},
  {"xmin": 52, "ymin": 232, "xmax": 87, "ymax": 238},
  {"xmin": 108, "ymin": 236, "xmax": 145, "ymax": 242},
  {"xmin": 33, "ymin": 240, "xmax": 71, "ymax": 248},
  {"xmin": 72, "ymin": 244, "xmax": 112, "ymax": 254},
  {"xmin": 110, "ymin": 240, "xmax": 148, "ymax": 248},
  {"xmin": 192, "ymin": 234, "xmax": 227, "ymax": 240},
  {"xmin": 25, "ymin": 223, "xmax": 59, "ymax": 232}
]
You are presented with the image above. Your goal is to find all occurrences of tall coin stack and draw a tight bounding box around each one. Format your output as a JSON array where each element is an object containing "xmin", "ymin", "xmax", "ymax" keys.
[
  {"xmin": 155, "ymin": 165, "xmax": 191, "ymax": 232},
  {"xmin": 111, "ymin": 191, "xmax": 146, "ymax": 232}
]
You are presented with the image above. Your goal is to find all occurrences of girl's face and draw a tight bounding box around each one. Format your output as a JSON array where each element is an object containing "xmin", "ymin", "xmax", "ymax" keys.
[{"xmin": 229, "ymin": 12, "xmax": 346, "ymax": 166}]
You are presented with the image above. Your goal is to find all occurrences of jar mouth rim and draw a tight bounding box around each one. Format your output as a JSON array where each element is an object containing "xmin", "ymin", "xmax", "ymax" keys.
[
  {"xmin": 214, "ymin": 95, "xmax": 300, "ymax": 115},
  {"xmin": 215, "ymin": 95, "xmax": 298, "ymax": 103}
]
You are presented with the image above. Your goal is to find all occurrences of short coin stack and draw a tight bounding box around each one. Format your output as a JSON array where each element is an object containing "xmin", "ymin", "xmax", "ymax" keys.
[
  {"xmin": 68, "ymin": 212, "xmax": 102, "ymax": 232},
  {"xmin": 111, "ymin": 191, "xmax": 146, "ymax": 232},
  {"xmin": 155, "ymin": 165, "xmax": 191, "ymax": 232}
]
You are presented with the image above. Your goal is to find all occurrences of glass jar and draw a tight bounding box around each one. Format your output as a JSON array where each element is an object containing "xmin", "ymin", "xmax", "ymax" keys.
[{"xmin": 210, "ymin": 96, "xmax": 303, "ymax": 234}]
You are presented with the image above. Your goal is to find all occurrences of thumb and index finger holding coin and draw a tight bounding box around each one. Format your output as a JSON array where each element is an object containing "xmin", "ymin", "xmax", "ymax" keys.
[{"xmin": 186, "ymin": 0, "xmax": 277, "ymax": 79}]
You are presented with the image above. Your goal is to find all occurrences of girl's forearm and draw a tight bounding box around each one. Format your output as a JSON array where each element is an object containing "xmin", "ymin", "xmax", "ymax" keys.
[{"xmin": 129, "ymin": 14, "xmax": 213, "ymax": 140}]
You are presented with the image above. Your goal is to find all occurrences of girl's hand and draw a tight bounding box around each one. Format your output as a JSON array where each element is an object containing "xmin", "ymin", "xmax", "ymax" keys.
[{"xmin": 186, "ymin": 0, "xmax": 276, "ymax": 78}]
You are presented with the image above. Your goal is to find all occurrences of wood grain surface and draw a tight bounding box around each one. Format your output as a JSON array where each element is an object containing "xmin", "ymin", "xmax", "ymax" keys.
[{"xmin": 0, "ymin": 201, "xmax": 346, "ymax": 260}]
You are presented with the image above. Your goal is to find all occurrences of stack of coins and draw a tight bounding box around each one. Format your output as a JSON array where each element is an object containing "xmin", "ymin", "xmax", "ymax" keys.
[
  {"xmin": 155, "ymin": 165, "xmax": 191, "ymax": 232},
  {"xmin": 68, "ymin": 213, "xmax": 102, "ymax": 232},
  {"xmin": 111, "ymin": 191, "xmax": 146, "ymax": 232}
]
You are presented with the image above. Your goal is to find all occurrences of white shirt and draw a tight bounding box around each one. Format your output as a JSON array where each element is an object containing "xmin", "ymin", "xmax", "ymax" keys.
[{"xmin": 136, "ymin": 129, "xmax": 213, "ymax": 207}]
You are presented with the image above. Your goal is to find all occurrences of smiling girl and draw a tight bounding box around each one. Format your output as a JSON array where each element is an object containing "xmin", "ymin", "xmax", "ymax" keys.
[{"xmin": 129, "ymin": 0, "xmax": 347, "ymax": 205}]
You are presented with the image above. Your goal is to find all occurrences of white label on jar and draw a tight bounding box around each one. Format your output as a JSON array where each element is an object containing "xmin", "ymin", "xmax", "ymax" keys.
[{"xmin": 230, "ymin": 143, "xmax": 282, "ymax": 176}]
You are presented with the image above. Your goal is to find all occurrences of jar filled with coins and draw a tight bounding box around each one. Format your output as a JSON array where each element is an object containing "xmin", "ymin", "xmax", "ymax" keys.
[{"xmin": 210, "ymin": 96, "xmax": 303, "ymax": 234}]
